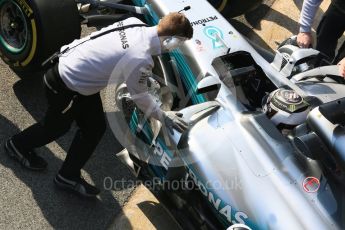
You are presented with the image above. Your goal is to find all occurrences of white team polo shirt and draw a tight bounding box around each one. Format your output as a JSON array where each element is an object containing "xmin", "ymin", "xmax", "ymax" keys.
[{"xmin": 58, "ymin": 17, "xmax": 164, "ymax": 119}]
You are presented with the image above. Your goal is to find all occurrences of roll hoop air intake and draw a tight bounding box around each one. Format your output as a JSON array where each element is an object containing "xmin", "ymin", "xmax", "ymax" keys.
[{"xmin": 307, "ymin": 97, "xmax": 345, "ymax": 171}]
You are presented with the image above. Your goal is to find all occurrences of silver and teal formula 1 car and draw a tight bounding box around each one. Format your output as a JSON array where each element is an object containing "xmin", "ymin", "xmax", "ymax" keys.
[{"xmin": 1, "ymin": 0, "xmax": 345, "ymax": 230}]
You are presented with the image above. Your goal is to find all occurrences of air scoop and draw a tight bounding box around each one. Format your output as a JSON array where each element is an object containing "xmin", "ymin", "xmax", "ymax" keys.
[{"xmin": 307, "ymin": 98, "xmax": 345, "ymax": 171}]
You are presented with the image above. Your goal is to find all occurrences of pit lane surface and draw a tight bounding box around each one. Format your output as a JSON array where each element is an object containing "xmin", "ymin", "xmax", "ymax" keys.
[{"xmin": 0, "ymin": 26, "xmax": 136, "ymax": 229}]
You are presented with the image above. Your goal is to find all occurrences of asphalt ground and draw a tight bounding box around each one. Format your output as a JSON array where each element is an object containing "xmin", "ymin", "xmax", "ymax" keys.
[{"xmin": 0, "ymin": 26, "xmax": 136, "ymax": 229}]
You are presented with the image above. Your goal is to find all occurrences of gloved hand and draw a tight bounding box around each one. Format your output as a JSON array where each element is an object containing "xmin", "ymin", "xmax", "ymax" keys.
[{"xmin": 161, "ymin": 111, "xmax": 189, "ymax": 134}]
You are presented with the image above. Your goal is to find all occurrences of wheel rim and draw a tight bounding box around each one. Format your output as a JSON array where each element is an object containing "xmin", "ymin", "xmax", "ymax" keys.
[{"xmin": 0, "ymin": 0, "xmax": 29, "ymax": 54}]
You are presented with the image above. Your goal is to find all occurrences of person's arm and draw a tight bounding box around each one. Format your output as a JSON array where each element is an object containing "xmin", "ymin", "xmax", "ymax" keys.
[
  {"xmin": 297, "ymin": 0, "xmax": 323, "ymax": 48},
  {"xmin": 126, "ymin": 64, "xmax": 164, "ymax": 121},
  {"xmin": 125, "ymin": 60, "xmax": 188, "ymax": 133},
  {"xmin": 299, "ymin": 0, "xmax": 323, "ymax": 33},
  {"xmin": 338, "ymin": 57, "xmax": 345, "ymax": 77}
]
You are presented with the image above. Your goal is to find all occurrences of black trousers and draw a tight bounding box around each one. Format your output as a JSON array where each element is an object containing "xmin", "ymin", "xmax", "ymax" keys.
[
  {"xmin": 316, "ymin": 3, "xmax": 345, "ymax": 63},
  {"xmin": 12, "ymin": 65, "xmax": 106, "ymax": 179}
]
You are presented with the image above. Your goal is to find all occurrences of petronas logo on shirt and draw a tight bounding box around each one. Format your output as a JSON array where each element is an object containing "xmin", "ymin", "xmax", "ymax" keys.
[{"xmin": 117, "ymin": 21, "xmax": 129, "ymax": 49}]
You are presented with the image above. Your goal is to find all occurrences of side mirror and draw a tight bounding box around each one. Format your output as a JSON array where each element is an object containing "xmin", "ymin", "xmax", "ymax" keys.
[{"xmin": 197, "ymin": 75, "xmax": 221, "ymax": 94}]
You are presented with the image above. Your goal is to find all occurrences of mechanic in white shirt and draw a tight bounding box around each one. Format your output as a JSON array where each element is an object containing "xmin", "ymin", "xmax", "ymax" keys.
[{"xmin": 5, "ymin": 13, "xmax": 193, "ymax": 197}]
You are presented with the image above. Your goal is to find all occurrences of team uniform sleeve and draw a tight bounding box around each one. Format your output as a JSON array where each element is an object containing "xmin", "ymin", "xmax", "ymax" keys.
[
  {"xmin": 125, "ymin": 63, "xmax": 164, "ymax": 121},
  {"xmin": 299, "ymin": 0, "xmax": 323, "ymax": 33}
]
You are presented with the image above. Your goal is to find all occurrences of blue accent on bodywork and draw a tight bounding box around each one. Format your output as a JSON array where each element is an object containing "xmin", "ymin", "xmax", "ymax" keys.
[
  {"xmin": 131, "ymin": 0, "xmax": 159, "ymax": 25},
  {"xmin": 131, "ymin": 0, "xmax": 144, "ymax": 5},
  {"xmin": 129, "ymin": 0, "xmax": 206, "ymax": 163},
  {"xmin": 129, "ymin": 109, "xmax": 139, "ymax": 133},
  {"xmin": 131, "ymin": 0, "xmax": 206, "ymax": 104},
  {"xmin": 203, "ymin": 26, "xmax": 225, "ymax": 49},
  {"xmin": 128, "ymin": 109, "xmax": 169, "ymax": 178},
  {"xmin": 170, "ymin": 50, "xmax": 207, "ymax": 104},
  {"xmin": 128, "ymin": 1, "xmax": 257, "ymax": 228}
]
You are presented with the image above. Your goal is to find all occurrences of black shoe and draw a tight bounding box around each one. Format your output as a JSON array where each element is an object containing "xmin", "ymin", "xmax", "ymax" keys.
[
  {"xmin": 54, "ymin": 174, "xmax": 100, "ymax": 198},
  {"xmin": 4, "ymin": 139, "xmax": 47, "ymax": 171}
]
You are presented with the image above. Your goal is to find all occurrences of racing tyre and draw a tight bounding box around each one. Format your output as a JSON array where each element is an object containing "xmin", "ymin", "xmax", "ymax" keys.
[
  {"xmin": 0, "ymin": 0, "xmax": 81, "ymax": 72},
  {"xmin": 208, "ymin": 0, "xmax": 263, "ymax": 18}
]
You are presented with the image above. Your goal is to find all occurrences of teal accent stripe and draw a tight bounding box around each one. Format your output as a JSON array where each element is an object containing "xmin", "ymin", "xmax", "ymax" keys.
[
  {"xmin": 131, "ymin": 0, "xmax": 159, "ymax": 25},
  {"xmin": 131, "ymin": 0, "xmax": 144, "ymax": 6},
  {"xmin": 144, "ymin": 5, "xmax": 159, "ymax": 25},
  {"xmin": 128, "ymin": 110, "xmax": 173, "ymax": 179},
  {"xmin": 129, "ymin": 0, "xmax": 206, "ymax": 179},
  {"xmin": 170, "ymin": 50, "xmax": 207, "ymax": 104},
  {"xmin": 132, "ymin": 0, "xmax": 206, "ymax": 104},
  {"xmin": 129, "ymin": 1, "xmax": 257, "ymax": 228},
  {"xmin": 129, "ymin": 109, "xmax": 139, "ymax": 133},
  {"xmin": 142, "ymin": 122, "xmax": 153, "ymax": 141}
]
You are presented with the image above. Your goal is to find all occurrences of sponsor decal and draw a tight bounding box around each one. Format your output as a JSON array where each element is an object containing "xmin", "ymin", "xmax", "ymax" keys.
[
  {"xmin": 191, "ymin": 16, "xmax": 218, "ymax": 27},
  {"xmin": 117, "ymin": 21, "xmax": 130, "ymax": 49},
  {"xmin": 203, "ymin": 26, "xmax": 225, "ymax": 49},
  {"xmin": 195, "ymin": 39, "xmax": 205, "ymax": 52},
  {"xmin": 302, "ymin": 176, "xmax": 320, "ymax": 193},
  {"xmin": 17, "ymin": 0, "xmax": 33, "ymax": 18},
  {"xmin": 228, "ymin": 31, "xmax": 238, "ymax": 39},
  {"xmin": 189, "ymin": 169, "xmax": 248, "ymax": 225},
  {"xmin": 153, "ymin": 140, "xmax": 172, "ymax": 170},
  {"xmin": 138, "ymin": 67, "xmax": 151, "ymax": 84}
]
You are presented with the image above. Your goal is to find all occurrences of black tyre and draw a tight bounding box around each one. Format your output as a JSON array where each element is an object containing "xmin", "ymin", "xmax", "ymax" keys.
[
  {"xmin": 208, "ymin": 0, "xmax": 263, "ymax": 18},
  {"xmin": 0, "ymin": 0, "xmax": 81, "ymax": 72}
]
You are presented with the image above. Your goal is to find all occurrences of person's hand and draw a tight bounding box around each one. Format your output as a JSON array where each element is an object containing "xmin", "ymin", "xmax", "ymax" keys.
[
  {"xmin": 338, "ymin": 57, "xmax": 345, "ymax": 78},
  {"xmin": 297, "ymin": 32, "xmax": 313, "ymax": 48},
  {"xmin": 162, "ymin": 111, "xmax": 189, "ymax": 134}
]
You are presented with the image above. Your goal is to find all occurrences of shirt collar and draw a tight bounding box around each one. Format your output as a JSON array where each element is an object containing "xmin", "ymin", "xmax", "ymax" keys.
[{"xmin": 145, "ymin": 26, "xmax": 161, "ymax": 56}]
